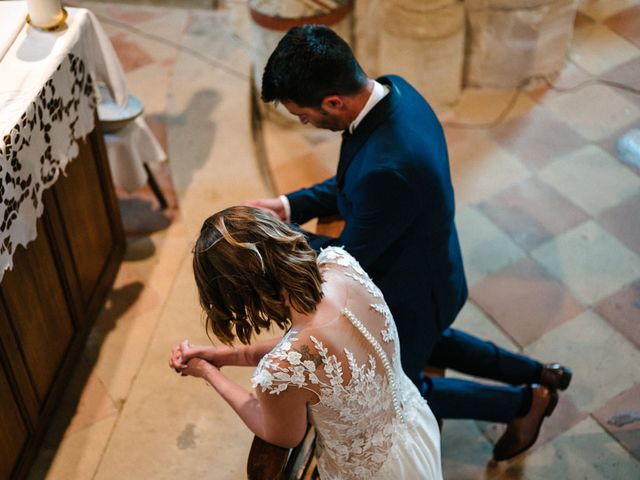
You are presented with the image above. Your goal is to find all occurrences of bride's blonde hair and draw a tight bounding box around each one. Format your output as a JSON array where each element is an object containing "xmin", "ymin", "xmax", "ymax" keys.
[{"xmin": 193, "ymin": 206, "xmax": 323, "ymax": 345}]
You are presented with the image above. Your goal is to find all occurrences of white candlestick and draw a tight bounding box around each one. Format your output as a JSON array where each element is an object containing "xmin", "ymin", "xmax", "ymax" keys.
[{"xmin": 26, "ymin": 0, "xmax": 64, "ymax": 29}]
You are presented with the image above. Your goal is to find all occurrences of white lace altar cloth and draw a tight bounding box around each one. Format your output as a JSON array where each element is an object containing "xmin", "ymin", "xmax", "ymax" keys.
[
  {"xmin": 252, "ymin": 247, "xmax": 443, "ymax": 479},
  {"xmin": 0, "ymin": 5, "xmax": 158, "ymax": 282}
]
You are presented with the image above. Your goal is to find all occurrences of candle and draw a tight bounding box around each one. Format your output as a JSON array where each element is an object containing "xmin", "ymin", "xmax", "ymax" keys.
[{"xmin": 26, "ymin": 0, "xmax": 64, "ymax": 29}]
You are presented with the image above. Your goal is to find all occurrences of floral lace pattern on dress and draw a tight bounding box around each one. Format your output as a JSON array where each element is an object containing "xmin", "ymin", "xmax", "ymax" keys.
[
  {"xmin": 252, "ymin": 330, "xmax": 398, "ymax": 478},
  {"xmin": 251, "ymin": 247, "xmax": 408, "ymax": 479}
]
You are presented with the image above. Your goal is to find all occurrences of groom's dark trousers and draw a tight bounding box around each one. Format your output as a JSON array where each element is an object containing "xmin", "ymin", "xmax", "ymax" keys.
[{"xmin": 426, "ymin": 328, "xmax": 541, "ymax": 422}]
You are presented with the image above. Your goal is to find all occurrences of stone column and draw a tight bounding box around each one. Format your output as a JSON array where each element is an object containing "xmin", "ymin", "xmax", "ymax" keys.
[
  {"xmin": 464, "ymin": 0, "xmax": 579, "ymax": 88},
  {"xmin": 379, "ymin": 0, "xmax": 466, "ymax": 113},
  {"xmin": 354, "ymin": 0, "xmax": 383, "ymax": 78}
]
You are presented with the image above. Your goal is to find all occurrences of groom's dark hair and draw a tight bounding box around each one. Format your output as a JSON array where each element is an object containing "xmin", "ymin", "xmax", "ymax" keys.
[{"xmin": 261, "ymin": 24, "xmax": 367, "ymax": 108}]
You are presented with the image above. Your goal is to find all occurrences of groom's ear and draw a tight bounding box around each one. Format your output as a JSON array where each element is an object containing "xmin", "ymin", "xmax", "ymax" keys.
[{"xmin": 321, "ymin": 95, "xmax": 346, "ymax": 113}]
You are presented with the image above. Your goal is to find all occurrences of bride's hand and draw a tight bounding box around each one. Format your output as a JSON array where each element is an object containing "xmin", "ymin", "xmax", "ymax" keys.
[
  {"xmin": 182, "ymin": 356, "xmax": 217, "ymax": 379},
  {"xmin": 169, "ymin": 340, "xmax": 219, "ymax": 378},
  {"xmin": 169, "ymin": 343, "xmax": 188, "ymax": 373}
]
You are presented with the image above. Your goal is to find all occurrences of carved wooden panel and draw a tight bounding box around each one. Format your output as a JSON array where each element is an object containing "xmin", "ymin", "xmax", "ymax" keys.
[
  {"xmin": 0, "ymin": 364, "xmax": 29, "ymax": 480},
  {"xmin": 52, "ymin": 137, "xmax": 114, "ymax": 311},
  {"xmin": 0, "ymin": 220, "xmax": 74, "ymax": 401}
]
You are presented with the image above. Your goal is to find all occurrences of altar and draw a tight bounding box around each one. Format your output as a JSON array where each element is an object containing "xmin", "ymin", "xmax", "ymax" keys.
[{"xmin": 0, "ymin": 4, "xmax": 129, "ymax": 478}]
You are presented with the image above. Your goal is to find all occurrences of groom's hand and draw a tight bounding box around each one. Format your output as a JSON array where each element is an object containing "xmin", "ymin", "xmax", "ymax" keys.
[{"xmin": 245, "ymin": 198, "xmax": 286, "ymax": 221}]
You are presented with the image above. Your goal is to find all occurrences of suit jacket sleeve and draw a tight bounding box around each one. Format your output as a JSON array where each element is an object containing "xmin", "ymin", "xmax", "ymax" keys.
[
  {"xmin": 335, "ymin": 167, "xmax": 418, "ymax": 270},
  {"xmin": 286, "ymin": 176, "xmax": 339, "ymax": 225}
]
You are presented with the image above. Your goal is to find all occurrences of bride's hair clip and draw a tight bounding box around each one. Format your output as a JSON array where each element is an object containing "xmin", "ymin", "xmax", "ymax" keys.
[{"xmin": 192, "ymin": 236, "xmax": 224, "ymax": 254}]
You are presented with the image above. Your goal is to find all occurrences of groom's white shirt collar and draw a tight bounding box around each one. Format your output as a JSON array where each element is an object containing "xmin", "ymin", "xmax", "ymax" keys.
[
  {"xmin": 348, "ymin": 80, "xmax": 389, "ymax": 134},
  {"xmin": 280, "ymin": 80, "xmax": 389, "ymax": 222}
]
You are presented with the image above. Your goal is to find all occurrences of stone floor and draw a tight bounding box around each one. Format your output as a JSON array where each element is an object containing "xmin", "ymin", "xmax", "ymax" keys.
[{"xmin": 26, "ymin": 0, "xmax": 640, "ymax": 479}]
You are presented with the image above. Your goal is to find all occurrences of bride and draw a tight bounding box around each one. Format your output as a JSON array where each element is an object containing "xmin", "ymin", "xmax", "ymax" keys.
[{"xmin": 169, "ymin": 206, "xmax": 442, "ymax": 479}]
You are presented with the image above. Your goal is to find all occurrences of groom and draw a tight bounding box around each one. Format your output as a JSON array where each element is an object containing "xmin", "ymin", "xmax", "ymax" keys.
[{"xmin": 248, "ymin": 24, "xmax": 570, "ymax": 461}]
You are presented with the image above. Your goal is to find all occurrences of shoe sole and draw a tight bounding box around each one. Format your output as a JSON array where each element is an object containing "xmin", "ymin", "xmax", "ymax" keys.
[{"xmin": 493, "ymin": 389, "xmax": 559, "ymax": 462}]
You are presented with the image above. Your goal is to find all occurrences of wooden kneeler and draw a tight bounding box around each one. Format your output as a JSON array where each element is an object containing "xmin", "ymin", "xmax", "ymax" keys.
[{"xmin": 247, "ymin": 425, "xmax": 319, "ymax": 480}]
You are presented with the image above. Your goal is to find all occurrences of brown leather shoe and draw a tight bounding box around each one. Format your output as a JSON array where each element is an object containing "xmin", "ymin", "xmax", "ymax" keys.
[
  {"xmin": 540, "ymin": 363, "xmax": 572, "ymax": 391},
  {"xmin": 493, "ymin": 385, "xmax": 558, "ymax": 461}
]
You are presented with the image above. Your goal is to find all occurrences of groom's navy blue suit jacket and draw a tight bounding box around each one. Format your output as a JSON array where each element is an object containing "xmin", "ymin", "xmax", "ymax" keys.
[{"xmin": 287, "ymin": 75, "xmax": 468, "ymax": 381}]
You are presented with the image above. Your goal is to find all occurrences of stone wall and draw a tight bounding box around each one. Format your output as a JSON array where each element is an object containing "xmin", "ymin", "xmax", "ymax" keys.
[{"xmin": 248, "ymin": 0, "xmax": 578, "ymax": 115}]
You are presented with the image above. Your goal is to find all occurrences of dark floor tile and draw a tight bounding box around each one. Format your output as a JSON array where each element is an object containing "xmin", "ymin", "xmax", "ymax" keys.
[
  {"xmin": 592, "ymin": 384, "xmax": 640, "ymax": 462},
  {"xmin": 599, "ymin": 56, "xmax": 640, "ymax": 108},
  {"xmin": 470, "ymin": 258, "xmax": 585, "ymax": 348},
  {"xmin": 605, "ymin": 5, "xmax": 640, "ymax": 48},
  {"xmin": 487, "ymin": 106, "xmax": 586, "ymax": 171},
  {"xmin": 597, "ymin": 193, "xmax": 640, "ymax": 255},
  {"xmin": 477, "ymin": 177, "xmax": 589, "ymax": 251},
  {"xmin": 145, "ymin": 114, "xmax": 168, "ymax": 152},
  {"xmin": 594, "ymin": 279, "xmax": 640, "ymax": 349},
  {"xmin": 110, "ymin": 34, "xmax": 154, "ymax": 73},
  {"xmin": 574, "ymin": 10, "xmax": 595, "ymax": 29}
]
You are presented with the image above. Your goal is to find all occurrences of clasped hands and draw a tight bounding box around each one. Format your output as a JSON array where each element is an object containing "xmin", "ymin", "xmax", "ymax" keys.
[{"xmin": 168, "ymin": 340, "xmax": 222, "ymax": 379}]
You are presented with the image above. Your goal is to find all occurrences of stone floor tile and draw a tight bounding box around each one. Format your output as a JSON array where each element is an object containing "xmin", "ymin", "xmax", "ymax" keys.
[
  {"xmin": 145, "ymin": 114, "xmax": 168, "ymax": 151},
  {"xmin": 526, "ymin": 60, "xmax": 593, "ymax": 105},
  {"xmin": 532, "ymin": 220, "xmax": 640, "ymax": 305},
  {"xmin": 538, "ymin": 145, "xmax": 640, "ymax": 216},
  {"xmin": 525, "ymin": 310, "xmax": 640, "ymax": 412},
  {"xmin": 457, "ymin": 207, "xmax": 527, "ymax": 286},
  {"xmin": 449, "ymin": 132, "xmax": 531, "ymax": 208},
  {"xmin": 594, "ymin": 279, "xmax": 640, "ymax": 348},
  {"xmin": 470, "ymin": 258, "xmax": 584, "ymax": 348},
  {"xmin": 86, "ymin": 0, "xmax": 214, "ymax": 8},
  {"xmin": 570, "ymin": 23, "xmax": 640, "ymax": 76},
  {"xmin": 181, "ymin": 8, "xmax": 252, "ymax": 73},
  {"xmin": 542, "ymin": 83, "xmax": 640, "ymax": 141},
  {"xmin": 300, "ymin": 129, "xmax": 341, "ymax": 173},
  {"xmin": 477, "ymin": 177, "xmax": 589, "ymax": 251},
  {"xmin": 445, "ymin": 301, "xmax": 521, "ymax": 384},
  {"xmin": 573, "ymin": 9, "xmax": 595, "ymax": 28},
  {"xmin": 605, "ymin": 5, "xmax": 640, "ymax": 48},
  {"xmin": 453, "ymin": 301, "xmax": 520, "ymax": 352},
  {"xmin": 442, "ymin": 88, "xmax": 538, "ymax": 126},
  {"xmin": 441, "ymin": 420, "xmax": 497, "ymax": 480},
  {"xmin": 125, "ymin": 62, "xmax": 172, "ymax": 117},
  {"xmin": 271, "ymin": 152, "xmax": 333, "ymax": 196},
  {"xmin": 597, "ymin": 193, "xmax": 640, "ymax": 256},
  {"xmin": 93, "ymin": 257, "xmax": 258, "ymax": 480},
  {"xmin": 477, "ymin": 394, "xmax": 588, "ymax": 459},
  {"xmin": 599, "ymin": 56, "xmax": 640, "ymax": 108},
  {"xmin": 101, "ymin": 3, "xmax": 166, "ymax": 25},
  {"xmin": 592, "ymin": 384, "xmax": 640, "ymax": 462},
  {"xmin": 88, "ymin": 309, "xmax": 165, "ymax": 405},
  {"xmin": 27, "ymin": 414, "xmax": 117, "ymax": 480},
  {"xmin": 577, "ymin": 0, "xmax": 640, "ymax": 21},
  {"xmin": 486, "ymin": 106, "xmax": 586, "ymax": 172},
  {"xmin": 109, "ymin": 33, "xmax": 155, "ymax": 73},
  {"xmin": 31, "ymin": 358, "xmax": 119, "ymax": 441},
  {"xmin": 119, "ymin": 27, "xmax": 180, "ymax": 65},
  {"xmin": 130, "ymin": 6, "xmax": 190, "ymax": 46},
  {"xmin": 518, "ymin": 417, "xmax": 640, "ymax": 479}
]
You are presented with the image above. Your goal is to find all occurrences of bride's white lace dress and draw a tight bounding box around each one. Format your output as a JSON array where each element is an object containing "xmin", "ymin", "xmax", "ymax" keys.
[{"xmin": 252, "ymin": 247, "xmax": 442, "ymax": 479}]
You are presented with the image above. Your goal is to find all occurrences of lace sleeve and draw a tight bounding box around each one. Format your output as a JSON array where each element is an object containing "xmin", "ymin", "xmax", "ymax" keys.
[
  {"xmin": 318, "ymin": 247, "xmax": 369, "ymax": 278},
  {"xmin": 251, "ymin": 334, "xmax": 322, "ymax": 396}
]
